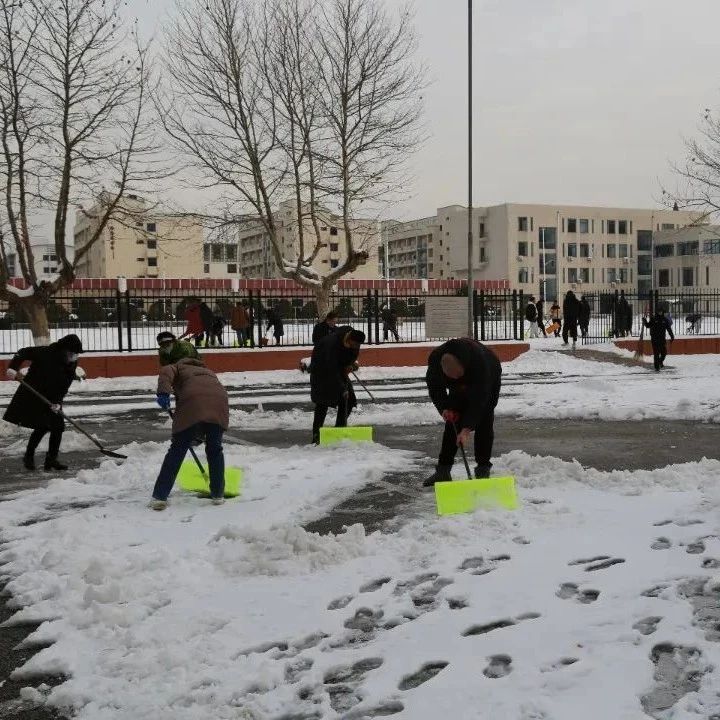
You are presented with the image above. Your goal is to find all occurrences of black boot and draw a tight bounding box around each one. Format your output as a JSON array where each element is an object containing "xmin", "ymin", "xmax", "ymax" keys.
[
  {"xmin": 474, "ymin": 464, "xmax": 492, "ymax": 479},
  {"xmin": 44, "ymin": 456, "xmax": 68, "ymax": 472},
  {"xmin": 422, "ymin": 464, "xmax": 453, "ymax": 487},
  {"xmin": 23, "ymin": 452, "xmax": 35, "ymax": 471}
]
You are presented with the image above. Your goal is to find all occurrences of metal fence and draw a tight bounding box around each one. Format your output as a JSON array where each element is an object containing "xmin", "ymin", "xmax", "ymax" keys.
[{"xmin": 0, "ymin": 286, "xmax": 528, "ymax": 354}]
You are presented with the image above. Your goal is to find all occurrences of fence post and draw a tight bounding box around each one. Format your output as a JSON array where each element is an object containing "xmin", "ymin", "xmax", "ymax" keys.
[
  {"xmin": 115, "ymin": 287, "xmax": 124, "ymax": 352},
  {"xmin": 125, "ymin": 290, "xmax": 133, "ymax": 352},
  {"xmin": 247, "ymin": 290, "xmax": 255, "ymax": 348},
  {"xmin": 512, "ymin": 290, "xmax": 518, "ymax": 340},
  {"xmin": 255, "ymin": 290, "xmax": 262, "ymax": 348},
  {"xmin": 518, "ymin": 290, "xmax": 524, "ymax": 340},
  {"xmin": 373, "ymin": 289, "xmax": 380, "ymax": 344},
  {"xmin": 366, "ymin": 289, "xmax": 372, "ymax": 344},
  {"xmin": 479, "ymin": 290, "xmax": 485, "ymax": 341},
  {"xmin": 652, "ymin": 289, "xmax": 659, "ymax": 315},
  {"xmin": 473, "ymin": 289, "xmax": 479, "ymax": 340}
]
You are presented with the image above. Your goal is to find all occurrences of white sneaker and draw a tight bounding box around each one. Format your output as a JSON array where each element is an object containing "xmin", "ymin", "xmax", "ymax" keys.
[
  {"xmin": 211, "ymin": 497, "xmax": 225, "ymax": 506},
  {"xmin": 149, "ymin": 499, "xmax": 167, "ymax": 511}
]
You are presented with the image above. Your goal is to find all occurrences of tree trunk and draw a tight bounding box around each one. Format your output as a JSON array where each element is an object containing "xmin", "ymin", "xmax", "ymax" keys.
[
  {"xmin": 20, "ymin": 296, "xmax": 51, "ymax": 346},
  {"xmin": 315, "ymin": 284, "xmax": 332, "ymax": 319}
]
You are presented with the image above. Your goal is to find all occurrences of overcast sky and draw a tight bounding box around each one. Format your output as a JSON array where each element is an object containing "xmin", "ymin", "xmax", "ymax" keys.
[{"xmin": 128, "ymin": 0, "xmax": 720, "ymax": 220}]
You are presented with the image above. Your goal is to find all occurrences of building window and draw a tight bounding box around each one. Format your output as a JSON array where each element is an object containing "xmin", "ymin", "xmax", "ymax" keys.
[
  {"xmin": 227, "ymin": 263, "xmax": 237, "ymax": 273},
  {"xmin": 330, "ymin": 227, "xmax": 338, "ymax": 236},
  {"xmin": 579, "ymin": 243, "xmax": 590, "ymax": 258},
  {"xmin": 607, "ymin": 244, "xmax": 617, "ymax": 258},
  {"xmin": 707, "ymin": 266, "xmax": 710, "ymax": 285},
  {"xmin": 479, "ymin": 246, "xmax": 487, "ymax": 262},
  {"xmin": 637, "ymin": 230, "xmax": 653, "ymax": 251},
  {"xmin": 148, "ymin": 257, "xmax": 157, "ymax": 267},
  {"xmin": 638, "ymin": 255, "xmax": 652, "ymax": 274},
  {"xmin": 682, "ymin": 267, "xmax": 694, "ymax": 286},
  {"xmin": 211, "ymin": 245, "xmax": 224, "ymax": 262},
  {"xmin": 568, "ymin": 268, "xmax": 578, "ymax": 283},
  {"xmin": 567, "ymin": 243, "xmax": 577, "ymax": 257},
  {"xmin": 579, "ymin": 219, "xmax": 589, "ymax": 234},
  {"xmin": 618, "ymin": 220, "xmax": 627, "ymax": 235},
  {"xmin": 518, "ymin": 241, "xmax": 528, "ymax": 257},
  {"xmin": 579, "ymin": 268, "xmax": 590, "ymax": 283},
  {"xmin": 226, "ymin": 246, "xmax": 237, "ymax": 261},
  {"xmin": 479, "ymin": 223, "xmax": 485, "ymax": 238},
  {"xmin": 661, "ymin": 223, "xmax": 675, "ymax": 231},
  {"xmin": 704, "ymin": 240, "xmax": 720, "ymax": 254},
  {"xmin": 619, "ymin": 268, "xmax": 628, "ymax": 283},
  {"xmin": 147, "ymin": 239, "xmax": 157, "ymax": 250},
  {"xmin": 658, "ymin": 269, "xmax": 670, "ymax": 287},
  {"xmin": 518, "ymin": 267, "xmax": 529, "ymax": 283},
  {"xmin": 654, "ymin": 244, "xmax": 674, "ymax": 258},
  {"xmin": 619, "ymin": 244, "xmax": 628, "ymax": 258},
  {"xmin": 518, "ymin": 217, "xmax": 528, "ymax": 232},
  {"xmin": 607, "ymin": 220, "xmax": 616, "ymax": 234},
  {"xmin": 428, "ymin": 263, "xmax": 433, "ymax": 272},
  {"xmin": 329, "ymin": 243, "xmax": 339, "ymax": 252},
  {"xmin": 607, "ymin": 268, "xmax": 617, "ymax": 284},
  {"xmin": 146, "ymin": 223, "xmax": 157, "ymax": 232},
  {"xmin": 567, "ymin": 218, "xmax": 577, "ymax": 233},
  {"xmin": 678, "ymin": 241, "xmax": 698, "ymax": 256},
  {"xmin": 330, "ymin": 259, "xmax": 339, "ymax": 268},
  {"xmin": 204, "ymin": 263, "xmax": 210, "ymax": 273}
]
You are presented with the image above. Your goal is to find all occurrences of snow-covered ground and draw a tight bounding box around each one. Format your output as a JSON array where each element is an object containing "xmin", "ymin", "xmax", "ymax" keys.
[{"xmin": 2, "ymin": 349, "xmax": 720, "ymax": 718}]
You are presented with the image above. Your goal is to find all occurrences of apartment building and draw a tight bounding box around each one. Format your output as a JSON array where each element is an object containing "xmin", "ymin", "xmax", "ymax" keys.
[
  {"xmin": 384, "ymin": 203, "xmax": 698, "ymax": 300},
  {"xmin": 652, "ymin": 225, "xmax": 720, "ymax": 291},
  {"xmin": 74, "ymin": 194, "xmax": 205, "ymax": 278},
  {"xmin": 204, "ymin": 201, "xmax": 381, "ymax": 280}
]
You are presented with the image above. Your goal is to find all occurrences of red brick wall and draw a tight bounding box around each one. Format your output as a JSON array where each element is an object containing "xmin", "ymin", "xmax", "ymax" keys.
[{"xmin": 615, "ymin": 337, "xmax": 720, "ymax": 355}]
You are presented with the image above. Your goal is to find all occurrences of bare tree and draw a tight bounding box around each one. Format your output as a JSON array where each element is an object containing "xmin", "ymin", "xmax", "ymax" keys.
[
  {"xmin": 0, "ymin": 0, "xmax": 162, "ymax": 344},
  {"xmin": 161, "ymin": 0, "xmax": 424, "ymax": 315}
]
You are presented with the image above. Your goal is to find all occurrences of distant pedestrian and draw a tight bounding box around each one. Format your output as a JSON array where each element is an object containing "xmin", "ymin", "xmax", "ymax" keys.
[
  {"xmin": 310, "ymin": 327, "xmax": 365, "ymax": 444},
  {"xmin": 686, "ymin": 312, "xmax": 702, "ymax": 334},
  {"xmin": 266, "ymin": 308, "xmax": 284, "ymax": 346},
  {"xmin": 550, "ymin": 301, "xmax": 561, "ymax": 337},
  {"xmin": 618, "ymin": 291, "xmax": 632, "ymax": 337},
  {"xmin": 381, "ymin": 306, "xmax": 400, "ymax": 342},
  {"xmin": 209, "ymin": 315, "xmax": 226, "ymax": 346},
  {"xmin": 423, "ymin": 338, "xmax": 502, "ymax": 486},
  {"xmin": 535, "ymin": 298, "xmax": 547, "ymax": 337},
  {"xmin": 562, "ymin": 290, "xmax": 581, "ymax": 348},
  {"xmin": 578, "ymin": 295, "xmax": 591, "ymax": 338},
  {"xmin": 643, "ymin": 308, "xmax": 674, "ymax": 371},
  {"xmin": 525, "ymin": 296, "xmax": 539, "ymax": 338},
  {"xmin": 312, "ymin": 311, "xmax": 339, "ymax": 346},
  {"xmin": 3, "ymin": 334, "xmax": 84, "ymax": 472},
  {"xmin": 150, "ymin": 342, "xmax": 229, "ymax": 510},
  {"xmin": 230, "ymin": 301, "xmax": 251, "ymax": 347}
]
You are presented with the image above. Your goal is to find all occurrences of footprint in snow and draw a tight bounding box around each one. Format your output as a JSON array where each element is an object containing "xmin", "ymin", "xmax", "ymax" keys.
[
  {"xmin": 556, "ymin": 583, "xmax": 600, "ymax": 604},
  {"xmin": 685, "ymin": 540, "xmax": 705, "ymax": 555},
  {"xmin": 398, "ymin": 661, "xmax": 449, "ymax": 690},
  {"xmin": 568, "ymin": 555, "xmax": 625, "ymax": 572},
  {"xmin": 483, "ymin": 654, "xmax": 512, "ymax": 679},
  {"xmin": 702, "ymin": 558, "xmax": 720, "ymax": 569},
  {"xmin": 651, "ymin": 537, "xmax": 672, "ymax": 550},
  {"xmin": 462, "ymin": 612, "xmax": 540, "ymax": 637},
  {"xmin": 540, "ymin": 657, "xmax": 579, "ymax": 673},
  {"xmin": 359, "ymin": 577, "xmax": 392, "ymax": 593},
  {"xmin": 633, "ymin": 616, "xmax": 663, "ymax": 636}
]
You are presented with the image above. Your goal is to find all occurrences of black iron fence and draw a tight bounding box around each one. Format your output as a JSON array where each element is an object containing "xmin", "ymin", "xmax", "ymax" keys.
[{"xmin": 1, "ymin": 286, "xmax": 530, "ymax": 354}]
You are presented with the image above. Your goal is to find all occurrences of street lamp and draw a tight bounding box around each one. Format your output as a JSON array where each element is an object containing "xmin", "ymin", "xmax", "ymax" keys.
[{"xmin": 465, "ymin": 0, "xmax": 474, "ymax": 338}]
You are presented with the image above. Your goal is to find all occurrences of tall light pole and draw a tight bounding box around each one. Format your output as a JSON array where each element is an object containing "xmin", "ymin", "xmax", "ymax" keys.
[{"xmin": 466, "ymin": 0, "xmax": 473, "ymax": 338}]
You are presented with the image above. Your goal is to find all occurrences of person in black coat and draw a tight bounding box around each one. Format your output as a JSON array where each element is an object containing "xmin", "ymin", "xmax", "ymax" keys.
[
  {"xmin": 312, "ymin": 311, "xmax": 338, "ymax": 346},
  {"xmin": 562, "ymin": 290, "xmax": 581, "ymax": 347},
  {"xmin": 643, "ymin": 309, "xmax": 675, "ymax": 371},
  {"xmin": 3, "ymin": 334, "xmax": 84, "ymax": 471},
  {"xmin": 578, "ymin": 296, "xmax": 591, "ymax": 338},
  {"xmin": 424, "ymin": 338, "xmax": 502, "ymax": 486},
  {"xmin": 310, "ymin": 326, "xmax": 365, "ymax": 443},
  {"xmin": 535, "ymin": 298, "xmax": 546, "ymax": 337},
  {"xmin": 266, "ymin": 308, "xmax": 284, "ymax": 346}
]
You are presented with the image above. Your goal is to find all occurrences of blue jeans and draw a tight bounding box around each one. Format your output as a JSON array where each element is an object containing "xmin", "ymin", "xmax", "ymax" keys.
[{"xmin": 152, "ymin": 423, "xmax": 225, "ymax": 500}]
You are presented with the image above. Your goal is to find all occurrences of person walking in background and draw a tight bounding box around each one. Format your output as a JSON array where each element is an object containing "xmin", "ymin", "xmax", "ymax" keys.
[
  {"xmin": 209, "ymin": 314, "xmax": 226, "ymax": 346},
  {"xmin": 525, "ymin": 296, "xmax": 539, "ymax": 338},
  {"xmin": 266, "ymin": 307, "xmax": 284, "ymax": 346},
  {"xmin": 550, "ymin": 301, "xmax": 562, "ymax": 337},
  {"xmin": 643, "ymin": 307, "xmax": 675, "ymax": 371},
  {"xmin": 230, "ymin": 301, "xmax": 251, "ymax": 347},
  {"xmin": 312, "ymin": 311, "xmax": 338, "ymax": 346},
  {"xmin": 618, "ymin": 291, "xmax": 631, "ymax": 337},
  {"xmin": 3, "ymin": 334, "xmax": 84, "ymax": 471},
  {"xmin": 310, "ymin": 327, "xmax": 366, "ymax": 444},
  {"xmin": 578, "ymin": 295, "xmax": 591, "ymax": 338},
  {"xmin": 381, "ymin": 305, "xmax": 400, "ymax": 342},
  {"xmin": 423, "ymin": 337, "xmax": 502, "ymax": 486},
  {"xmin": 562, "ymin": 290, "xmax": 581, "ymax": 348},
  {"xmin": 535, "ymin": 297, "xmax": 547, "ymax": 337},
  {"xmin": 150, "ymin": 341, "xmax": 229, "ymax": 510}
]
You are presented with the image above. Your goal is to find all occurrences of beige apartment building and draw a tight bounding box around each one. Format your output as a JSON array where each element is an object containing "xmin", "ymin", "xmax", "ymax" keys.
[
  {"xmin": 204, "ymin": 201, "xmax": 381, "ymax": 281},
  {"xmin": 74, "ymin": 194, "xmax": 205, "ymax": 278},
  {"xmin": 652, "ymin": 225, "xmax": 720, "ymax": 291},
  {"xmin": 384, "ymin": 203, "xmax": 698, "ymax": 300}
]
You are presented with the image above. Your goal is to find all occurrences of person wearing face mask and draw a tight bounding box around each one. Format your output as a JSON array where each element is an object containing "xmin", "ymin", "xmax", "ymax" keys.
[{"xmin": 3, "ymin": 334, "xmax": 84, "ymax": 471}]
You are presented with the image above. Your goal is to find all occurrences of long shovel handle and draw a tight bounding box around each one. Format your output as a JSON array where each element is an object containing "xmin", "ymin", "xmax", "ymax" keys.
[
  {"xmin": 167, "ymin": 408, "xmax": 207, "ymax": 479},
  {"xmin": 351, "ymin": 372, "xmax": 375, "ymax": 401},
  {"xmin": 17, "ymin": 377, "xmax": 127, "ymax": 459},
  {"xmin": 453, "ymin": 422, "xmax": 473, "ymax": 480}
]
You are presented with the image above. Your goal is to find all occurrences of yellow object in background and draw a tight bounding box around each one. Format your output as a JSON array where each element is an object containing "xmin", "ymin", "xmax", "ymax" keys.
[
  {"xmin": 177, "ymin": 460, "xmax": 243, "ymax": 498},
  {"xmin": 319, "ymin": 426, "xmax": 374, "ymax": 445},
  {"xmin": 435, "ymin": 476, "xmax": 518, "ymax": 515}
]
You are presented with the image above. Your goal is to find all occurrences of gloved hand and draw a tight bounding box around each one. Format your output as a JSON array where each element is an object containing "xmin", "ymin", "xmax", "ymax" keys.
[
  {"xmin": 156, "ymin": 393, "xmax": 171, "ymax": 410},
  {"xmin": 75, "ymin": 366, "xmax": 87, "ymax": 381},
  {"xmin": 351, "ymin": 361, "xmax": 359, "ymax": 372},
  {"xmin": 442, "ymin": 409, "xmax": 460, "ymax": 424},
  {"xmin": 5, "ymin": 368, "xmax": 17, "ymax": 381},
  {"xmin": 50, "ymin": 404, "xmax": 61, "ymax": 414},
  {"xmin": 456, "ymin": 427, "xmax": 473, "ymax": 447}
]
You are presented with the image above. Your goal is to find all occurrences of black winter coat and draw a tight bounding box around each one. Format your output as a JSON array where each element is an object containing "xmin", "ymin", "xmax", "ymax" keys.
[
  {"xmin": 426, "ymin": 338, "xmax": 502, "ymax": 429},
  {"xmin": 312, "ymin": 320, "xmax": 336, "ymax": 346},
  {"xmin": 310, "ymin": 325, "xmax": 360, "ymax": 406},
  {"xmin": 563, "ymin": 293, "xmax": 581, "ymax": 323},
  {"xmin": 579, "ymin": 299, "xmax": 591, "ymax": 326},
  {"xmin": 525, "ymin": 303, "xmax": 537, "ymax": 322},
  {"xmin": 643, "ymin": 314, "xmax": 674, "ymax": 344},
  {"xmin": 3, "ymin": 344, "xmax": 77, "ymax": 430}
]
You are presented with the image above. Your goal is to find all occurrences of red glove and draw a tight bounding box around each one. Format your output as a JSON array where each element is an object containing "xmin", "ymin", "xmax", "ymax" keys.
[{"xmin": 442, "ymin": 409, "xmax": 460, "ymax": 424}]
